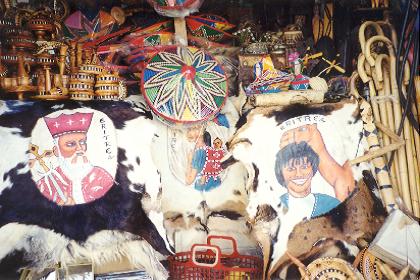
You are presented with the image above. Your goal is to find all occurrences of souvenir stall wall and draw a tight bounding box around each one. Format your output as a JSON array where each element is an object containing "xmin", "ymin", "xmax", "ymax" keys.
[{"xmin": 0, "ymin": 0, "xmax": 419, "ymax": 279}]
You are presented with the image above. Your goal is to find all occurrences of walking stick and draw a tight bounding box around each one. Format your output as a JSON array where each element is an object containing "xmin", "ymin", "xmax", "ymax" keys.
[
  {"xmin": 358, "ymin": 21, "xmax": 384, "ymax": 57},
  {"xmin": 372, "ymin": 54, "xmax": 400, "ymax": 189},
  {"xmin": 350, "ymin": 72, "xmax": 397, "ymax": 212}
]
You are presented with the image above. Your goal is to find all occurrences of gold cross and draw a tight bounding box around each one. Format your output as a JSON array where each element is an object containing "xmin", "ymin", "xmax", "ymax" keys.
[{"xmin": 29, "ymin": 144, "xmax": 53, "ymax": 173}]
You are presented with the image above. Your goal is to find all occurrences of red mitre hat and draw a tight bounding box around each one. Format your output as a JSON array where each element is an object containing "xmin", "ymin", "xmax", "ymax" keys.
[{"xmin": 44, "ymin": 112, "xmax": 94, "ymax": 138}]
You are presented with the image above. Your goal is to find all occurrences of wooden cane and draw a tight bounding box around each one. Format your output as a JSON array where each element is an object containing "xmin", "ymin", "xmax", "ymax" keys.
[
  {"xmin": 372, "ymin": 54, "xmax": 401, "ymax": 189},
  {"xmin": 382, "ymin": 63, "xmax": 402, "ymax": 190},
  {"xmin": 377, "ymin": 20, "xmax": 398, "ymax": 50},
  {"xmin": 373, "ymin": 55, "xmax": 390, "ymax": 150},
  {"xmin": 365, "ymin": 35, "xmax": 412, "ymax": 212},
  {"xmin": 400, "ymin": 58, "xmax": 419, "ymax": 216},
  {"xmin": 350, "ymin": 72, "xmax": 397, "ymax": 212},
  {"xmin": 408, "ymin": 73, "xmax": 420, "ymax": 172},
  {"xmin": 358, "ymin": 54, "xmax": 382, "ymax": 128},
  {"xmin": 401, "ymin": 65, "xmax": 420, "ymax": 217},
  {"xmin": 358, "ymin": 21, "xmax": 384, "ymax": 57},
  {"xmin": 377, "ymin": 262, "xmax": 410, "ymax": 280}
]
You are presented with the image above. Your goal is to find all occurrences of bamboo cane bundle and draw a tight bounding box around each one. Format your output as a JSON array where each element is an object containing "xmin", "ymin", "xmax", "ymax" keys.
[
  {"xmin": 365, "ymin": 35, "xmax": 412, "ymax": 212},
  {"xmin": 359, "ymin": 52, "xmax": 402, "ymax": 194}
]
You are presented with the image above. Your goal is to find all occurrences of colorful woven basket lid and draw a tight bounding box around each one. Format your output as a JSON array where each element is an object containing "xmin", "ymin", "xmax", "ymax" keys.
[
  {"xmin": 186, "ymin": 17, "xmax": 234, "ymax": 42},
  {"xmin": 142, "ymin": 46, "xmax": 227, "ymax": 125},
  {"xmin": 188, "ymin": 14, "xmax": 235, "ymax": 31},
  {"xmin": 305, "ymin": 257, "xmax": 364, "ymax": 280}
]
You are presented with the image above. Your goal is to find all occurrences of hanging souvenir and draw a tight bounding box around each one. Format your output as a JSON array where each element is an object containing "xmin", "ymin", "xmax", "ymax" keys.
[
  {"xmin": 64, "ymin": 11, "xmax": 117, "ymax": 42},
  {"xmin": 146, "ymin": 0, "xmax": 204, "ymax": 18},
  {"xmin": 185, "ymin": 17, "xmax": 234, "ymax": 43},
  {"xmin": 29, "ymin": 109, "xmax": 118, "ymax": 206},
  {"xmin": 141, "ymin": 46, "xmax": 228, "ymax": 125},
  {"xmin": 187, "ymin": 14, "xmax": 235, "ymax": 32}
]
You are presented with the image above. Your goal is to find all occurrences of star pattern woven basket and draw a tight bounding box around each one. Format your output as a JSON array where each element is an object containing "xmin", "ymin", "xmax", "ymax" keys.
[{"xmin": 141, "ymin": 46, "xmax": 228, "ymax": 125}]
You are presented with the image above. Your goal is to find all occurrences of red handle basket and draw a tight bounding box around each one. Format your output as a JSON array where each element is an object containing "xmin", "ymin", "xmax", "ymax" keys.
[{"xmin": 168, "ymin": 235, "xmax": 263, "ymax": 280}]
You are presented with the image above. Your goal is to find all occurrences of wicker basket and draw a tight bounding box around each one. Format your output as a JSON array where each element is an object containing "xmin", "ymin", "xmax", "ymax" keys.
[{"xmin": 169, "ymin": 236, "xmax": 263, "ymax": 280}]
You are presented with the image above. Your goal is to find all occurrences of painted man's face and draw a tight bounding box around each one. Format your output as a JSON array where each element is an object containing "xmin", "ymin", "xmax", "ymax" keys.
[
  {"xmin": 281, "ymin": 157, "xmax": 314, "ymax": 197},
  {"xmin": 57, "ymin": 132, "xmax": 87, "ymax": 160}
]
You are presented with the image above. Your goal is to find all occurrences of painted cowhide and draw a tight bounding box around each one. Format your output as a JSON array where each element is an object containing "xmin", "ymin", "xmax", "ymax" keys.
[
  {"xmin": 152, "ymin": 98, "xmax": 259, "ymax": 255},
  {"xmin": 0, "ymin": 99, "xmax": 170, "ymax": 279},
  {"xmin": 225, "ymin": 99, "xmax": 385, "ymax": 278}
]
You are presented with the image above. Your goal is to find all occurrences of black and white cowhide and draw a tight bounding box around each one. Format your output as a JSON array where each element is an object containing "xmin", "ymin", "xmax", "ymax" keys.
[
  {"xmin": 225, "ymin": 99, "xmax": 377, "ymax": 278},
  {"xmin": 0, "ymin": 100, "xmax": 170, "ymax": 279},
  {"xmin": 151, "ymin": 98, "xmax": 258, "ymax": 255}
]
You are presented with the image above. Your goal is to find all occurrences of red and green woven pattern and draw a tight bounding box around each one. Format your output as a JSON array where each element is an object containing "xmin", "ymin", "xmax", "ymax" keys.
[
  {"xmin": 142, "ymin": 46, "xmax": 227, "ymax": 124},
  {"xmin": 186, "ymin": 17, "xmax": 234, "ymax": 42}
]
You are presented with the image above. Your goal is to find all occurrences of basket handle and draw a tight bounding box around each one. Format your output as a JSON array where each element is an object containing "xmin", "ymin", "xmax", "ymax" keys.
[
  {"xmin": 191, "ymin": 244, "xmax": 221, "ymax": 268},
  {"xmin": 207, "ymin": 235, "xmax": 239, "ymax": 256}
]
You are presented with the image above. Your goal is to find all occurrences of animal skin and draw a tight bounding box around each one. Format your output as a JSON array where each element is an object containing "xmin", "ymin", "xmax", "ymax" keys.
[
  {"xmin": 224, "ymin": 100, "xmax": 384, "ymax": 279},
  {"xmin": 269, "ymin": 172, "xmax": 387, "ymax": 278},
  {"xmin": 0, "ymin": 100, "xmax": 170, "ymax": 279}
]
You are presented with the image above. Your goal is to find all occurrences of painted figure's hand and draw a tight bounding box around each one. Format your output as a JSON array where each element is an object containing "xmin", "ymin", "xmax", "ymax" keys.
[
  {"xmin": 279, "ymin": 124, "xmax": 326, "ymax": 154},
  {"xmin": 279, "ymin": 129, "xmax": 295, "ymax": 149},
  {"xmin": 294, "ymin": 124, "xmax": 326, "ymax": 154}
]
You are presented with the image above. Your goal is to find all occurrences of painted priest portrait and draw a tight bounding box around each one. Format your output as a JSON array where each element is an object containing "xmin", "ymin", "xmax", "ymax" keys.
[
  {"xmin": 36, "ymin": 112, "xmax": 114, "ymax": 205},
  {"xmin": 275, "ymin": 124, "xmax": 355, "ymax": 218}
]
